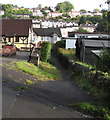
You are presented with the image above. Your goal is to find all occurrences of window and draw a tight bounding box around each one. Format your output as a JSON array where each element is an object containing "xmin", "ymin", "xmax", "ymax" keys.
[
  {"xmin": 41, "ymin": 37, "xmax": 43, "ymax": 41},
  {"xmin": 47, "ymin": 37, "xmax": 49, "ymax": 41},
  {"xmin": 15, "ymin": 37, "xmax": 19, "ymax": 42}
]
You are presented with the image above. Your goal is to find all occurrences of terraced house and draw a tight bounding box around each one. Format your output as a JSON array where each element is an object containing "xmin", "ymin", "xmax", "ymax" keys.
[{"xmin": 1, "ymin": 19, "xmax": 33, "ymax": 50}]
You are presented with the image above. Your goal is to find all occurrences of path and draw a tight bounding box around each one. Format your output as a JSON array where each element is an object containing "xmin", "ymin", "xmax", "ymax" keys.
[{"xmin": 2, "ymin": 51, "xmax": 94, "ymax": 118}]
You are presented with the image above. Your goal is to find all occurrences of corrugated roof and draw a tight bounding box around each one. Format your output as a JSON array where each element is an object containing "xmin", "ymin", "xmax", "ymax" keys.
[
  {"xmin": 33, "ymin": 28, "xmax": 62, "ymax": 37},
  {"xmin": 2, "ymin": 19, "xmax": 32, "ymax": 37}
]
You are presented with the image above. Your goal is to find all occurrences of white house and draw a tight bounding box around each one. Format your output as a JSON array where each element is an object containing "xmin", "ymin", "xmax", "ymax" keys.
[
  {"xmin": 33, "ymin": 28, "xmax": 62, "ymax": 48},
  {"xmin": 32, "ymin": 10, "xmax": 43, "ymax": 17},
  {"xmin": 48, "ymin": 12, "xmax": 62, "ymax": 17},
  {"xmin": 68, "ymin": 11, "xmax": 80, "ymax": 18},
  {"xmin": 0, "ymin": 10, "xmax": 4, "ymax": 16}
]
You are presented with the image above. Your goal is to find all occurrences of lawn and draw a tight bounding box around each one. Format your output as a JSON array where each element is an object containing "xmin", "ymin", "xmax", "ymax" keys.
[{"xmin": 15, "ymin": 61, "xmax": 62, "ymax": 82}]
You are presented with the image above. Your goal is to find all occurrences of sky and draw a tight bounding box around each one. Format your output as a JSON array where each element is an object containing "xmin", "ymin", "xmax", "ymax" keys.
[{"xmin": 0, "ymin": 0, "xmax": 108, "ymax": 11}]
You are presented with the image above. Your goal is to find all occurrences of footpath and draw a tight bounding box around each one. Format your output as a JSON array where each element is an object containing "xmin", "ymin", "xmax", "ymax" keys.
[{"xmin": 2, "ymin": 52, "xmax": 94, "ymax": 118}]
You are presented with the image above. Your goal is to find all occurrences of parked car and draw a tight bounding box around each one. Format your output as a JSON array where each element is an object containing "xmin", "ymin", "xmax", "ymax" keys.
[{"xmin": 1, "ymin": 45, "xmax": 17, "ymax": 56}]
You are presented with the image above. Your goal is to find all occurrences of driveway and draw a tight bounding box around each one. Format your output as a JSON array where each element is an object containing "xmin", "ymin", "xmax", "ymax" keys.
[{"xmin": 2, "ymin": 51, "xmax": 93, "ymax": 118}]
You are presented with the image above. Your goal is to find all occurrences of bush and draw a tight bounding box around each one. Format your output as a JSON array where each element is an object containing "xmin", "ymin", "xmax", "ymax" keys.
[
  {"xmin": 97, "ymin": 50, "xmax": 110, "ymax": 72},
  {"xmin": 52, "ymin": 40, "xmax": 65, "ymax": 56},
  {"xmin": 55, "ymin": 40, "xmax": 66, "ymax": 48},
  {"xmin": 40, "ymin": 42, "xmax": 52, "ymax": 62},
  {"xmin": 70, "ymin": 102, "xmax": 110, "ymax": 120}
]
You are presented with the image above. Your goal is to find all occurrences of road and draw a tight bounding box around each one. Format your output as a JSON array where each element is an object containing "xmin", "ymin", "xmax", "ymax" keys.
[{"xmin": 2, "ymin": 51, "xmax": 93, "ymax": 118}]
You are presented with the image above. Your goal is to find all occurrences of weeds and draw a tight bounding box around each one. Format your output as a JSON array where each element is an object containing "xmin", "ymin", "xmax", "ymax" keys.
[{"xmin": 69, "ymin": 102, "xmax": 110, "ymax": 120}]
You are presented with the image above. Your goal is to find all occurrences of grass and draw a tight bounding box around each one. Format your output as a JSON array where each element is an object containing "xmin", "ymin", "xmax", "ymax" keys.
[
  {"xmin": 69, "ymin": 102, "xmax": 110, "ymax": 120},
  {"xmin": 58, "ymin": 48, "xmax": 77, "ymax": 61},
  {"xmin": 75, "ymin": 61, "xmax": 96, "ymax": 70},
  {"xmin": 24, "ymin": 79, "xmax": 35, "ymax": 85},
  {"xmin": 72, "ymin": 75, "xmax": 108, "ymax": 100},
  {"xmin": 13, "ymin": 86, "xmax": 27, "ymax": 91},
  {"xmin": 15, "ymin": 61, "xmax": 62, "ymax": 81}
]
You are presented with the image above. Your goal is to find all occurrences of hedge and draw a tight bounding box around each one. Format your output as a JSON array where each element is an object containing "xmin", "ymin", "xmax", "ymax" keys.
[{"xmin": 40, "ymin": 42, "xmax": 52, "ymax": 62}]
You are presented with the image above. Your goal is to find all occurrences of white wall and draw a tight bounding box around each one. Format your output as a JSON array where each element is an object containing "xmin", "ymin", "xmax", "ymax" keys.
[{"xmin": 66, "ymin": 38, "xmax": 76, "ymax": 49}]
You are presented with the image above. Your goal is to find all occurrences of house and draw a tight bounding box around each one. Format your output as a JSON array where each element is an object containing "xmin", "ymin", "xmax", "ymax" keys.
[
  {"xmin": 76, "ymin": 38, "xmax": 110, "ymax": 65},
  {"xmin": 1, "ymin": 19, "xmax": 33, "ymax": 49},
  {"xmin": 80, "ymin": 12, "xmax": 102, "ymax": 16},
  {"xmin": 12, "ymin": 14, "xmax": 31, "ymax": 18},
  {"xmin": 32, "ymin": 19, "xmax": 41, "ymax": 28},
  {"xmin": 0, "ymin": 10, "xmax": 4, "ymax": 16},
  {"xmin": 79, "ymin": 24, "xmax": 98, "ymax": 32},
  {"xmin": 68, "ymin": 11, "xmax": 80, "ymax": 18},
  {"xmin": 32, "ymin": 11, "xmax": 43, "ymax": 17},
  {"xmin": 48, "ymin": 12, "xmax": 62, "ymax": 18},
  {"xmin": 33, "ymin": 28, "xmax": 62, "ymax": 47}
]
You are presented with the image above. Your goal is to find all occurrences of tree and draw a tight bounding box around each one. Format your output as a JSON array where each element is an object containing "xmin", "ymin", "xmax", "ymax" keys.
[
  {"xmin": 95, "ymin": 10, "xmax": 110, "ymax": 32},
  {"xmin": 40, "ymin": 42, "xmax": 52, "ymax": 62},
  {"xmin": 93, "ymin": 8, "xmax": 100, "ymax": 12},
  {"xmin": 2, "ymin": 4, "xmax": 13, "ymax": 18},
  {"xmin": 41, "ymin": 10, "xmax": 48, "ymax": 16},
  {"xmin": 37, "ymin": 4, "xmax": 42, "ymax": 10},
  {"xmin": 80, "ymin": 9, "xmax": 87, "ymax": 13},
  {"xmin": 75, "ymin": 28, "xmax": 89, "ymax": 33},
  {"xmin": 78, "ymin": 16, "xmax": 86, "ymax": 25},
  {"xmin": 96, "ymin": 50, "xmax": 110, "ymax": 72},
  {"xmin": 55, "ymin": 1, "xmax": 74, "ymax": 13}
]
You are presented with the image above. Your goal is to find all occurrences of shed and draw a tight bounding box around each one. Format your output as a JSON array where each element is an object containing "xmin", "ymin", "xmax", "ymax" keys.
[{"xmin": 76, "ymin": 38, "xmax": 110, "ymax": 65}]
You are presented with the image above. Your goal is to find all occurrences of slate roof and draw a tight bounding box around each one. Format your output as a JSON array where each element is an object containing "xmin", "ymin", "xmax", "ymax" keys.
[
  {"xmin": 68, "ymin": 32, "xmax": 110, "ymax": 37},
  {"xmin": 82, "ymin": 39, "xmax": 110, "ymax": 48},
  {"xmin": 33, "ymin": 28, "xmax": 62, "ymax": 37},
  {"xmin": 2, "ymin": 19, "xmax": 32, "ymax": 37}
]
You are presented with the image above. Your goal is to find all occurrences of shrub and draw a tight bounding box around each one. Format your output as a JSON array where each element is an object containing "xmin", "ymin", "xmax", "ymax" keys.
[
  {"xmin": 55, "ymin": 40, "xmax": 66, "ymax": 48},
  {"xmin": 40, "ymin": 42, "xmax": 52, "ymax": 62},
  {"xmin": 96, "ymin": 50, "xmax": 110, "ymax": 72},
  {"xmin": 69, "ymin": 102, "xmax": 110, "ymax": 120}
]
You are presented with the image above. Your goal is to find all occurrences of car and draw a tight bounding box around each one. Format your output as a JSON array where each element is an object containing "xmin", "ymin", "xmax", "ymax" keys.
[{"xmin": 1, "ymin": 45, "xmax": 17, "ymax": 56}]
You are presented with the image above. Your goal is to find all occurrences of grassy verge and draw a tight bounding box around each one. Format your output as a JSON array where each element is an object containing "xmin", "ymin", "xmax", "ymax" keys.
[
  {"xmin": 69, "ymin": 102, "xmax": 110, "ymax": 120},
  {"xmin": 15, "ymin": 61, "xmax": 62, "ymax": 81},
  {"xmin": 72, "ymin": 75, "xmax": 109, "ymax": 100},
  {"xmin": 58, "ymin": 48, "xmax": 77, "ymax": 61}
]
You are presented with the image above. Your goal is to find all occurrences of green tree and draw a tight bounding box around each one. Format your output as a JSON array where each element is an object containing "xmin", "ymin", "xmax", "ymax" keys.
[
  {"xmin": 78, "ymin": 16, "xmax": 86, "ymax": 25},
  {"xmin": 97, "ymin": 50, "xmax": 110, "ymax": 72},
  {"xmin": 93, "ymin": 8, "xmax": 100, "ymax": 12},
  {"xmin": 95, "ymin": 10, "xmax": 110, "ymax": 32},
  {"xmin": 55, "ymin": 1, "xmax": 74, "ymax": 13},
  {"xmin": 80, "ymin": 9, "xmax": 87, "ymax": 13},
  {"xmin": 75, "ymin": 28, "xmax": 89, "ymax": 33},
  {"xmin": 2, "ymin": 4, "xmax": 13, "ymax": 18},
  {"xmin": 86, "ymin": 15, "xmax": 102, "ymax": 24},
  {"xmin": 41, "ymin": 10, "xmax": 48, "ymax": 16},
  {"xmin": 40, "ymin": 42, "xmax": 52, "ymax": 62}
]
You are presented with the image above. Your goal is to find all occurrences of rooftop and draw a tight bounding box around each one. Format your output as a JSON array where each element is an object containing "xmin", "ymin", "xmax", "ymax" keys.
[{"xmin": 2, "ymin": 19, "xmax": 32, "ymax": 37}]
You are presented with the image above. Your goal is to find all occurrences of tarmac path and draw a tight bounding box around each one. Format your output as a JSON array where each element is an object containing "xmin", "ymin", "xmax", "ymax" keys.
[{"xmin": 2, "ymin": 51, "xmax": 94, "ymax": 118}]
